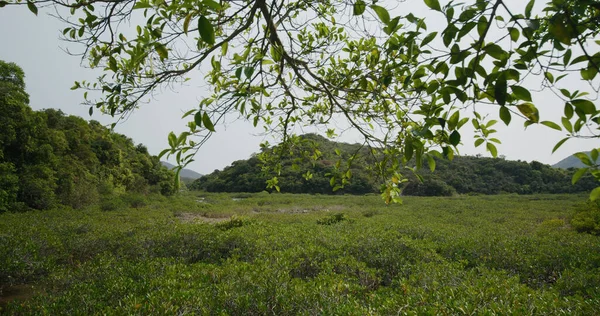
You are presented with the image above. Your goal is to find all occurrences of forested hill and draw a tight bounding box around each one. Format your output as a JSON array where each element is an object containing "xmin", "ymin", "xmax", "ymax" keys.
[
  {"xmin": 0, "ymin": 60, "xmax": 176, "ymax": 212},
  {"xmin": 190, "ymin": 134, "xmax": 598, "ymax": 196}
]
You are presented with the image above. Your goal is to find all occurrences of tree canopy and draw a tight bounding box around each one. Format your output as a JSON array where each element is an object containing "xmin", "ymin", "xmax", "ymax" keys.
[
  {"xmin": 2, "ymin": 0, "xmax": 600, "ymax": 202},
  {"xmin": 0, "ymin": 60, "xmax": 176, "ymax": 212}
]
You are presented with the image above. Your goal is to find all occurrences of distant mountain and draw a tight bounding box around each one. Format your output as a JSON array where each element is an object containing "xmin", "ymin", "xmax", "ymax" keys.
[
  {"xmin": 161, "ymin": 161, "xmax": 203, "ymax": 179},
  {"xmin": 553, "ymin": 152, "xmax": 599, "ymax": 169}
]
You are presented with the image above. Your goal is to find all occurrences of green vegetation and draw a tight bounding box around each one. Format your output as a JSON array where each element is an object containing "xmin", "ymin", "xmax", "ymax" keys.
[
  {"xmin": 1, "ymin": 193, "xmax": 599, "ymax": 314},
  {"xmin": 0, "ymin": 60, "xmax": 176, "ymax": 212},
  {"xmin": 190, "ymin": 134, "xmax": 598, "ymax": 196}
]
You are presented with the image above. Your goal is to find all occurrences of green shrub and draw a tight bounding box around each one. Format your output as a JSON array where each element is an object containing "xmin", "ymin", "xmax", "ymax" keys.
[
  {"xmin": 215, "ymin": 216, "xmax": 252, "ymax": 231},
  {"xmin": 570, "ymin": 203, "xmax": 600, "ymax": 235},
  {"xmin": 122, "ymin": 193, "xmax": 147, "ymax": 209},
  {"xmin": 99, "ymin": 197, "xmax": 126, "ymax": 212},
  {"xmin": 317, "ymin": 213, "xmax": 352, "ymax": 225},
  {"xmin": 361, "ymin": 209, "xmax": 380, "ymax": 218}
]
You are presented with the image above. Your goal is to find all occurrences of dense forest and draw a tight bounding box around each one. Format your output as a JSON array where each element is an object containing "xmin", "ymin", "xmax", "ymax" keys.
[
  {"xmin": 190, "ymin": 134, "xmax": 598, "ymax": 196},
  {"xmin": 0, "ymin": 60, "xmax": 176, "ymax": 212}
]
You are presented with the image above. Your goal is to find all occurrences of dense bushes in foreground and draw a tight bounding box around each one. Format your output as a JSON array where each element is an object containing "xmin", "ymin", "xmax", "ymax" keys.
[{"xmin": 0, "ymin": 193, "xmax": 599, "ymax": 314}]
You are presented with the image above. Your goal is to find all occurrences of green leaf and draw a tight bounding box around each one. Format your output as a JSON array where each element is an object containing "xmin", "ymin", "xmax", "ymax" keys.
[
  {"xmin": 421, "ymin": 32, "xmax": 437, "ymax": 47},
  {"xmin": 353, "ymin": 0, "xmax": 366, "ymax": 15},
  {"xmin": 552, "ymin": 137, "xmax": 569, "ymax": 153},
  {"xmin": 133, "ymin": 1, "xmax": 152, "ymax": 9},
  {"xmin": 0, "ymin": 1, "xmax": 7, "ymax": 8},
  {"xmin": 571, "ymin": 99, "xmax": 596, "ymax": 114},
  {"xmin": 449, "ymin": 130, "xmax": 461, "ymax": 146},
  {"xmin": 508, "ymin": 27, "xmax": 520, "ymax": 42},
  {"xmin": 427, "ymin": 155, "xmax": 436, "ymax": 172},
  {"xmin": 549, "ymin": 18, "xmax": 571, "ymax": 45},
  {"xmin": 540, "ymin": 121, "xmax": 562, "ymax": 131},
  {"xmin": 424, "ymin": 0, "xmax": 441, "ymax": 11},
  {"xmin": 168, "ymin": 132, "xmax": 177, "ymax": 148},
  {"xmin": 581, "ymin": 67, "xmax": 598, "ymax": 81},
  {"xmin": 510, "ymin": 85, "xmax": 532, "ymax": 101},
  {"xmin": 592, "ymin": 149, "xmax": 599, "ymax": 163},
  {"xmin": 486, "ymin": 142, "xmax": 498, "ymax": 157},
  {"xmin": 474, "ymin": 138, "xmax": 485, "ymax": 147},
  {"xmin": 158, "ymin": 149, "xmax": 170, "ymax": 159},
  {"xmin": 370, "ymin": 5, "xmax": 390, "ymax": 24},
  {"xmin": 545, "ymin": 71, "xmax": 554, "ymax": 83},
  {"xmin": 494, "ymin": 76, "xmax": 507, "ymax": 106},
  {"xmin": 155, "ymin": 43, "xmax": 168, "ymax": 61},
  {"xmin": 525, "ymin": 0, "xmax": 535, "ymax": 18},
  {"xmin": 174, "ymin": 168, "xmax": 181, "ymax": 190},
  {"xmin": 202, "ymin": 112, "xmax": 215, "ymax": 132},
  {"xmin": 590, "ymin": 187, "xmax": 600, "ymax": 201},
  {"xmin": 572, "ymin": 167, "xmax": 588, "ymax": 184},
  {"xmin": 484, "ymin": 44, "xmax": 507, "ymax": 60},
  {"xmin": 194, "ymin": 111, "xmax": 203, "ymax": 127},
  {"xmin": 516, "ymin": 102, "xmax": 539, "ymax": 123},
  {"xmin": 486, "ymin": 120, "xmax": 498, "ymax": 128},
  {"xmin": 27, "ymin": 1, "xmax": 38, "ymax": 15},
  {"xmin": 244, "ymin": 66, "xmax": 254, "ymax": 79},
  {"xmin": 563, "ymin": 49, "xmax": 572, "ymax": 65},
  {"xmin": 575, "ymin": 152, "xmax": 593, "ymax": 166},
  {"xmin": 448, "ymin": 111, "xmax": 459, "ymax": 130},
  {"xmin": 477, "ymin": 16, "xmax": 487, "ymax": 37},
  {"xmin": 561, "ymin": 117, "xmax": 573, "ymax": 133},
  {"xmin": 404, "ymin": 141, "xmax": 414, "ymax": 161},
  {"xmin": 198, "ymin": 16, "xmax": 215, "ymax": 45},
  {"xmin": 202, "ymin": 0, "xmax": 222, "ymax": 10},
  {"xmin": 564, "ymin": 102, "xmax": 574, "ymax": 119},
  {"xmin": 183, "ymin": 13, "xmax": 193, "ymax": 35},
  {"xmin": 499, "ymin": 106, "xmax": 511, "ymax": 125}
]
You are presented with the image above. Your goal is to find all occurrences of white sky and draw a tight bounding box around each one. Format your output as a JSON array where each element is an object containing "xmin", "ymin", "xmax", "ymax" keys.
[{"xmin": 0, "ymin": 1, "xmax": 596, "ymax": 174}]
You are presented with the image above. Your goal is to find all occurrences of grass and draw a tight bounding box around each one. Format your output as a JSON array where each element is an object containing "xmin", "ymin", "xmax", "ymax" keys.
[{"xmin": 1, "ymin": 192, "xmax": 599, "ymax": 314}]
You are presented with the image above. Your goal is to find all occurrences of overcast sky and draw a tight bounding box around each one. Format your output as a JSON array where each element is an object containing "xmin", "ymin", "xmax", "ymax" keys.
[{"xmin": 0, "ymin": 1, "xmax": 595, "ymax": 174}]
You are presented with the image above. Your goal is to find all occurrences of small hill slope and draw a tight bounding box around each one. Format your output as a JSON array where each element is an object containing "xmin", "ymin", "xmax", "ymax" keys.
[
  {"xmin": 553, "ymin": 151, "xmax": 599, "ymax": 169},
  {"xmin": 190, "ymin": 134, "xmax": 598, "ymax": 196},
  {"xmin": 161, "ymin": 161, "xmax": 203, "ymax": 179}
]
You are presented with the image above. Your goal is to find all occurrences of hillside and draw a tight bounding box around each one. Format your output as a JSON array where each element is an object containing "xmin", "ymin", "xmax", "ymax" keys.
[
  {"xmin": 0, "ymin": 60, "xmax": 176, "ymax": 211},
  {"xmin": 553, "ymin": 151, "xmax": 599, "ymax": 169},
  {"xmin": 190, "ymin": 134, "xmax": 598, "ymax": 196},
  {"xmin": 160, "ymin": 161, "xmax": 203, "ymax": 180}
]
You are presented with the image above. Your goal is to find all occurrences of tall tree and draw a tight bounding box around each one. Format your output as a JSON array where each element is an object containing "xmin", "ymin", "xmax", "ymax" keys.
[{"xmin": 2, "ymin": 0, "xmax": 600, "ymax": 201}]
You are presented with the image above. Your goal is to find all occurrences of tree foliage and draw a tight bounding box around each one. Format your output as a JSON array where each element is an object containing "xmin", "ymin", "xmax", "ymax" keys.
[
  {"xmin": 3, "ymin": 0, "xmax": 600, "ymax": 201},
  {"xmin": 0, "ymin": 60, "xmax": 176, "ymax": 212}
]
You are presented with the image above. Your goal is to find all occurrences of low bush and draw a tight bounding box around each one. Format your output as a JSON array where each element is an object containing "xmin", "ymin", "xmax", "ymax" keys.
[
  {"xmin": 215, "ymin": 216, "xmax": 253, "ymax": 231},
  {"xmin": 570, "ymin": 202, "xmax": 600, "ymax": 235},
  {"xmin": 317, "ymin": 213, "xmax": 353, "ymax": 225}
]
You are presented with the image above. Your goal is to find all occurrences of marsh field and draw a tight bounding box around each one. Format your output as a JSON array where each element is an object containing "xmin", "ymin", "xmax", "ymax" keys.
[{"xmin": 1, "ymin": 193, "xmax": 599, "ymax": 314}]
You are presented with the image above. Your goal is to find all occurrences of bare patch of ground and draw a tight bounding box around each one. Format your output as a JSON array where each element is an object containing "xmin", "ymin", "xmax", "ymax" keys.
[
  {"xmin": 0, "ymin": 285, "xmax": 37, "ymax": 309},
  {"xmin": 275, "ymin": 204, "xmax": 346, "ymax": 214},
  {"xmin": 176, "ymin": 213, "xmax": 230, "ymax": 224}
]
